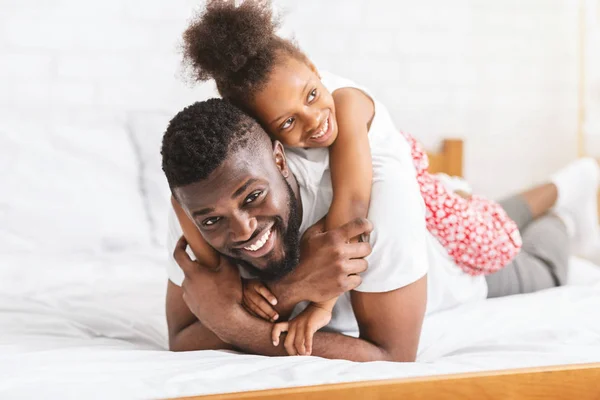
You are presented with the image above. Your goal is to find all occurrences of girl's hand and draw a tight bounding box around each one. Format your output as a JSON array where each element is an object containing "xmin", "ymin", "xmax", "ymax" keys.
[
  {"xmin": 271, "ymin": 304, "xmax": 332, "ymax": 356},
  {"xmin": 242, "ymin": 279, "xmax": 279, "ymax": 322}
]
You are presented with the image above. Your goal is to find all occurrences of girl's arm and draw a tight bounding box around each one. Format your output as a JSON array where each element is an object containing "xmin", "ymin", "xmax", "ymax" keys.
[
  {"xmin": 318, "ymin": 88, "xmax": 375, "ymax": 312},
  {"xmin": 326, "ymin": 87, "xmax": 375, "ymax": 235},
  {"xmin": 171, "ymin": 196, "xmax": 220, "ymax": 269},
  {"xmin": 273, "ymin": 90, "xmax": 375, "ymax": 356}
]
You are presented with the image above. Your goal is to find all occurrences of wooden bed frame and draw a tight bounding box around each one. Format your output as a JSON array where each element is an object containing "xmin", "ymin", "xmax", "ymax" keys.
[
  {"xmin": 172, "ymin": 138, "xmax": 600, "ymax": 399},
  {"xmin": 425, "ymin": 138, "xmax": 464, "ymax": 176},
  {"xmin": 184, "ymin": 363, "xmax": 600, "ymax": 400}
]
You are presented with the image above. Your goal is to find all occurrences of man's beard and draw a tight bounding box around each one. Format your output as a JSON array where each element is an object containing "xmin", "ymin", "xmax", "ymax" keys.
[{"xmin": 235, "ymin": 180, "xmax": 301, "ymax": 282}]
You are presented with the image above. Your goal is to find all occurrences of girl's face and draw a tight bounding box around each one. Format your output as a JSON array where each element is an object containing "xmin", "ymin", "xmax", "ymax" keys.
[{"xmin": 249, "ymin": 57, "xmax": 338, "ymax": 148}]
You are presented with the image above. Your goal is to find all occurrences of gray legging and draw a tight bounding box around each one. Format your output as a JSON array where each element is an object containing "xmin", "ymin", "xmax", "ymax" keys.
[{"xmin": 485, "ymin": 195, "xmax": 569, "ymax": 298}]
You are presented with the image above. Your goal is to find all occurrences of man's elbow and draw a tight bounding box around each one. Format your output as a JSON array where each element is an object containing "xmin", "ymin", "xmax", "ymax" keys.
[
  {"xmin": 389, "ymin": 350, "xmax": 417, "ymax": 362},
  {"xmin": 168, "ymin": 333, "xmax": 235, "ymax": 352},
  {"xmin": 382, "ymin": 347, "xmax": 418, "ymax": 362},
  {"xmin": 168, "ymin": 336, "xmax": 187, "ymax": 352},
  {"xmin": 168, "ymin": 332, "xmax": 200, "ymax": 352},
  {"xmin": 393, "ymin": 354, "xmax": 417, "ymax": 362}
]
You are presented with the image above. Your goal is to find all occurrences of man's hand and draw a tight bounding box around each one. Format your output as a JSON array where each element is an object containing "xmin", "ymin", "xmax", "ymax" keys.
[
  {"xmin": 271, "ymin": 217, "xmax": 374, "ymax": 308},
  {"xmin": 242, "ymin": 279, "xmax": 279, "ymax": 322},
  {"xmin": 174, "ymin": 236, "xmax": 243, "ymax": 341}
]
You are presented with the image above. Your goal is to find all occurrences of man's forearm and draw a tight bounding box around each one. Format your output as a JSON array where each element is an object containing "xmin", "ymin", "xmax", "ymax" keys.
[
  {"xmin": 170, "ymin": 320, "xmax": 235, "ymax": 352},
  {"xmin": 266, "ymin": 277, "xmax": 302, "ymax": 319},
  {"xmin": 217, "ymin": 306, "xmax": 394, "ymax": 362}
]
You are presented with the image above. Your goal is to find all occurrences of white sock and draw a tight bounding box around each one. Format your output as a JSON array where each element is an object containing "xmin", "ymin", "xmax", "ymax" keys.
[
  {"xmin": 552, "ymin": 209, "xmax": 576, "ymax": 239},
  {"xmin": 573, "ymin": 197, "xmax": 600, "ymax": 256},
  {"xmin": 551, "ymin": 157, "xmax": 600, "ymax": 256}
]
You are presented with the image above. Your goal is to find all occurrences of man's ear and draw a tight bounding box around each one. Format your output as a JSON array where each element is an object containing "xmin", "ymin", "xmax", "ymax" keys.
[{"xmin": 273, "ymin": 140, "xmax": 290, "ymax": 178}]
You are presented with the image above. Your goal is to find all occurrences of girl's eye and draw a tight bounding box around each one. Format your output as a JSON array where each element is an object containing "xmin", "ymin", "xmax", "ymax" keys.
[
  {"xmin": 244, "ymin": 190, "xmax": 263, "ymax": 205},
  {"xmin": 202, "ymin": 217, "xmax": 221, "ymax": 227},
  {"xmin": 308, "ymin": 88, "xmax": 317, "ymax": 103},
  {"xmin": 281, "ymin": 117, "xmax": 295, "ymax": 130}
]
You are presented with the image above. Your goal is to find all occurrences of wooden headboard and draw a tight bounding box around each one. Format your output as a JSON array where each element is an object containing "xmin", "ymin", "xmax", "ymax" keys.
[{"xmin": 426, "ymin": 138, "xmax": 464, "ymax": 177}]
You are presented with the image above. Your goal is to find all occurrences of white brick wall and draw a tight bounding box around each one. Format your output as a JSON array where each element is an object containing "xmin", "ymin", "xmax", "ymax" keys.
[{"xmin": 0, "ymin": 0, "xmax": 585, "ymax": 198}]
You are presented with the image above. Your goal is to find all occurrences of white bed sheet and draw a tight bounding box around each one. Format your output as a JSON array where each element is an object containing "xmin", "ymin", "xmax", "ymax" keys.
[{"xmin": 1, "ymin": 251, "xmax": 599, "ymax": 400}]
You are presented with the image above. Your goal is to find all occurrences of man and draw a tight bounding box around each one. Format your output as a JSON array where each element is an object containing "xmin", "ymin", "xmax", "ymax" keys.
[{"xmin": 162, "ymin": 99, "xmax": 485, "ymax": 362}]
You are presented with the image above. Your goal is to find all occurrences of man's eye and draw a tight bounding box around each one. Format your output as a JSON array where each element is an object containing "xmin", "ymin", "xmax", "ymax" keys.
[
  {"xmin": 308, "ymin": 88, "xmax": 317, "ymax": 103},
  {"xmin": 281, "ymin": 117, "xmax": 294, "ymax": 130},
  {"xmin": 244, "ymin": 190, "xmax": 263, "ymax": 204},
  {"xmin": 202, "ymin": 217, "xmax": 221, "ymax": 226}
]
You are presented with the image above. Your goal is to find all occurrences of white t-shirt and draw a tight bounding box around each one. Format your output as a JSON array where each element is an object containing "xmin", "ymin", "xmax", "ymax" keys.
[{"xmin": 166, "ymin": 72, "xmax": 487, "ymax": 337}]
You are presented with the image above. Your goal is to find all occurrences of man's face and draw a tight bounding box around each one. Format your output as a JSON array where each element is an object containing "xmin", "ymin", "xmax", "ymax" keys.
[{"xmin": 174, "ymin": 143, "xmax": 301, "ymax": 281}]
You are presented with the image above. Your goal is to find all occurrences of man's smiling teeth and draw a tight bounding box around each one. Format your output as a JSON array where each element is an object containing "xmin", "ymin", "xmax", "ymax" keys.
[
  {"xmin": 244, "ymin": 229, "xmax": 272, "ymax": 252},
  {"xmin": 311, "ymin": 116, "xmax": 329, "ymax": 139}
]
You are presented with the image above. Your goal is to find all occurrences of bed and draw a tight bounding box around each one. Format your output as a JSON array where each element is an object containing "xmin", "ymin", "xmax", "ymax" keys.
[{"xmin": 1, "ymin": 122, "xmax": 599, "ymax": 399}]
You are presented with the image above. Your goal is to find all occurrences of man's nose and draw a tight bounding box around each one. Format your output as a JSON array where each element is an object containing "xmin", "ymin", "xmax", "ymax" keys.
[{"xmin": 230, "ymin": 212, "xmax": 257, "ymax": 243}]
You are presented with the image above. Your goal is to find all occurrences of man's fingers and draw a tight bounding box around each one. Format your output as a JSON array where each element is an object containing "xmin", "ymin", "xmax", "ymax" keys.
[
  {"xmin": 242, "ymin": 301, "xmax": 261, "ymax": 319},
  {"xmin": 342, "ymin": 258, "xmax": 369, "ymax": 275},
  {"xmin": 345, "ymin": 274, "xmax": 363, "ymax": 291},
  {"xmin": 173, "ymin": 236, "xmax": 189, "ymax": 263},
  {"xmin": 344, "ymin": 241, "xmax": 373, "ymax": 260},
  {"xmin": 244, "ymin": 295, "xmax": 272, "ymax": 321},
  {"xmin": 246, "ymin": 293, "xmax": 279, "ymax": 321},
  {"xmin": 272, "ymin": 322, "xmax": 288, "ymax": 346},
  {"xmin": 175, "ymin": 235, "xmax": 188, "ymax": 252},
  {"xmin": 337, "ymin": 218, "xmax": 373, "ymax": 242},
  {"xmin": 254, "ymin": 284, "xmax": 278, "ymax": 306},
  {"xmin": 173, "ymin": 236, "xmax": 197, "ymax": 277},
  {"xmin": 242, "ymin": 301, "xmax": 266, "ymax": 320}
]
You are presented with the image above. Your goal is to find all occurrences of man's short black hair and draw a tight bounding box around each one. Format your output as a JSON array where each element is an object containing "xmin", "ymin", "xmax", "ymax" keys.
[{"xmin": 161, "ymin": 98, "xmax": 267, "ymax": 190}]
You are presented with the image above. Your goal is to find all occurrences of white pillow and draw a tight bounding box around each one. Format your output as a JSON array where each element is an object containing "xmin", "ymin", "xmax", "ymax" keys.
[
  {"xmin": 127, "ymin": 112, "xmax": 173, "ymax": 247},
  {"xmin": 0, "ymin": 123, "xmax": 151, "ymax": 253}
]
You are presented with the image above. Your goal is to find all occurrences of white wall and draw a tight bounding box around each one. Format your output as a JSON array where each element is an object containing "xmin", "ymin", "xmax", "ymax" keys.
[
  {"xmin": 0, "ymin": 0, "xmax": 581, "ymax": 199},
  {"xmin": 584, "ymin": 0, "xmax": 600, "ymax": 158}
]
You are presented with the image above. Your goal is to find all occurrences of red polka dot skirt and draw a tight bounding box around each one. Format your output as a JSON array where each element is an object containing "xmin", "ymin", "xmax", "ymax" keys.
[{"xmin": 401, "ymin": 131, "xmax": 522, "ymax": 276}]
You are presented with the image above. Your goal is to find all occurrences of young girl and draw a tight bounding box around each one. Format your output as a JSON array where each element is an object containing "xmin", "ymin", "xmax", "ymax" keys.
[{"xmin": 173, "ymin": 0, "xmax": 522, "ymax": 356}]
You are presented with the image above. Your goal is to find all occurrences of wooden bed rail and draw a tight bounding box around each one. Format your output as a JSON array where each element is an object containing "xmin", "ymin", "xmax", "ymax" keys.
[{"xmin": 177, "ymin": 363, "xmax": 600, "ymax": 400}]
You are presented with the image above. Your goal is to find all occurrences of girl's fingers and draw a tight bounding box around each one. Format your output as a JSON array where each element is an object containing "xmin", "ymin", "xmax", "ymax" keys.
[
  {"xmin": 295, "ymin": 324, "xmax": 307, "ymax": 355},
  {"xmin": 271, "ymin": 322, "xmax": 288, "ymax": 347},
  {"xmin": 284, "ymin": 326, "xmax": 297, "ymax": 356},
  {"xmin": 305, "ymin": 324, "xmax": 314, "ymax": 356}
]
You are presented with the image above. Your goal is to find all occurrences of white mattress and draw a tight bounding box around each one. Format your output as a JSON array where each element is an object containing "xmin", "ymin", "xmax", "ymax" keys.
[{"xmin": 1, "ymin": 250, "xmax": 599, "ymax": 399}]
